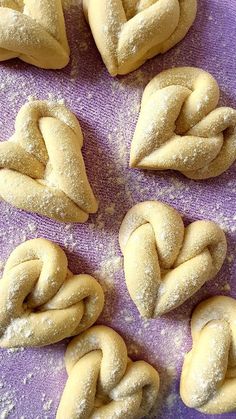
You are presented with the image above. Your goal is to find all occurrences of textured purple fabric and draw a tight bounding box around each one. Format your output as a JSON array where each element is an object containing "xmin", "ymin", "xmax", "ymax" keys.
[{"xmin": 0, "ymin": 1, "xmax": 236, "ymax": 418}]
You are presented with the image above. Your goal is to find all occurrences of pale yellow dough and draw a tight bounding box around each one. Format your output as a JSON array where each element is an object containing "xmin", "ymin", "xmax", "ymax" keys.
[
  {"xmin": 180, "ymin": 296, "xmax": 236, "ymax": 414},
  {"xmin": 119, "ymin": 201, "xmax": 227, "ymax": 318},
  {"xmin": 130, "ymin": 67, "xmax": 236, "ymax": 179},
  {"xmin": 0, "ymin": 238, "xmax": 104, "ymax": 347},
  {"xmin": 83, "ymin": 0, "xmax": 197, "ymax": 76},
  {"xmin": 0, "ymin": 100, "xmax": 98, "ymax": 222},
  {"xmin": 0, "ymin": 0, "xmax": 70, "ymax": 69},
  {"xmin": 57, "ymin": 325, "xmax": 160, "ymax": 419}
]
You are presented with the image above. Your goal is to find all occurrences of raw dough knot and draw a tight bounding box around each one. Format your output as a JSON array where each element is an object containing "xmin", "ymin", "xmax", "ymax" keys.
[
  {"xmin": 57, "ymin": 325, "xmax": 160, "ymax": 419},
  {"xmin": 0, "ymin": 100, "xmax": 98, "ymax": 222},
  {"xmin": 180, "ymin": 296, "xmax": 236, "ymax": 414},
  {"xmin": 130, "ymin": 67, "xmax": 236, "ymax": 179},
  {"xmin": 83, "ymin": 0, "xmax": 197, "ymax": 75},
  {"xmin": 0, "ymin": 0, "xmax": 70, "ymax": 68},
  {"xmin": 119, "ymin": 201, "xmax": 227, "ymax": 317},
  {"xmin": 0, "ymin": 238, "xmax": 104, "ymax": 347}
]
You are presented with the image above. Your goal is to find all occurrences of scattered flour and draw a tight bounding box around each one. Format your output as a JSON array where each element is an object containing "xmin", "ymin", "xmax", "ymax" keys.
[{"xmin": 94, "ymin": 255, "xmax": 123, "ymax": 291}]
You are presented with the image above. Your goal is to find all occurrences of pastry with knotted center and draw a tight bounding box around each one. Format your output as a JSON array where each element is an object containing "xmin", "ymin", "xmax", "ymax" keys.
[
  {"xmin": 119, "ymin": 201, "xmax": 227, "ymax": 317},
  {"xmin": 130, "ymin": 67, "xmax": 236, "ymax": 179},
  {"xmin": 0, "ymin": 100, "xmax": 98, "ymax": 222},
  {"xmin": 0, "ymin": 238, "xmax": 104, "ymax": 347},
  {"xmin": 57, "ymin": 325, "xmax": 160, "ymax": 419},
  {"xmin": 180, "ymin": 296, "xmax": 236, "ymax": 414},
  {"xmin": 0, "ymin": 0, "xmax": 70, "ymax": 69},
  {"xmin": 83, "ymin": 0, "xmax": 197, "ymax": 76}
]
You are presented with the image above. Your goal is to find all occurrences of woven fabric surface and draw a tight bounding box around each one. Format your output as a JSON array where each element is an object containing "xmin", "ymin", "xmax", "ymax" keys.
[{"xmin": 0, "ymin": 1, "xmax": 235, "ymax": 418}]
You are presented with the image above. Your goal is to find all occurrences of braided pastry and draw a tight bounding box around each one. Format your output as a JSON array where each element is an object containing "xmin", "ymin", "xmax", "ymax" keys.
[
  {"xmin": 57, "ymin": 325, "xmax": 160, "ymax": 419},
  {"xmin": 0, "ymin": 238, "xmax": 104, "ymax": 347},
  {"xmin": 0, "ymin": 0, "xmax": 70, "ymax": 69},
  {"xmin": 180, "ymin": 296, "xmax": 236, "ymax": 414},
  {"xmin": 0, "ymin": 100, "xmax": 98, "ymax": 222},
  {"xmin": 130, "ymin": 67, "xmax": 236, "ymax": 179},
  {"xmin": 83, "ymin": 0, "xmax": 197, "ymax": 76},
  {"xmin": 119, "ymin": 201, "xmax": 227, "ymax": 318}
]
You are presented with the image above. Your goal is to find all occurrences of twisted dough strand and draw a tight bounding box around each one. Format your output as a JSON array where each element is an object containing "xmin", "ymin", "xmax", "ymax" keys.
[
  {"xmin": 119, "ymin": 201, "xmax": 227, "ymax": 317},
  {"xmin": 57, "ymin": 325, "xmax": 160, "ymax": 419},
  {"xmin": 130, "ymin": 67, "xmax": 236, "ymax": 179},
  {"xmin": 180, "ymin": 296, "xmax": 236, "ymax": 414},
  {"xmin": 0, "ymin": 100, "xmax": 98, "ymax": 222},
  {"xmin": 83, "ymin": 0, "xmax": 197, "ymax": 75},
  {"xmin": 0, "ymin": 239, "xmax": 104, "ymax": 347},
  {"xmin": 0, "ymin": 0, "xmax": 70, "ymax": 68}
]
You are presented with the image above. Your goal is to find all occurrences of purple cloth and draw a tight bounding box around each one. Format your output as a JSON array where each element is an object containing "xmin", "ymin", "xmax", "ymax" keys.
[{"xmin": 0, "ymin": 1, "xmax": 236, "ymax": 418}]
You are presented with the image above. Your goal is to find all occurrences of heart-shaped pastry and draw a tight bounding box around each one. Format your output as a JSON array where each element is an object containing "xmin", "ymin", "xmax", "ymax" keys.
[
  {"xmin": 57, "ymin": 325, "xmax": 160, "ymax": 419},
  {"xmin": 83, "ymin": 0, "xmax": 197, "ymax": 75},
  {"xmin": 0, "ymin": 0, "xmax": 69, "ymax": 68},
  {"xmin": 119, "ymin": 201, "xmax": 227, "ymax": 318},
  {"xmin": 130, "ymin": 67, "xmax": 236, "ymax": 179},
  {"xmin": 0, "ymin": 238, "xmax": 104, "ymax": 347},
  {"xmin": 180, "ymin": 296, "xmax": 236, "ymax": 414},
  {"xmin": 0, "ymin": 100, "xmax": 98, "ymax": 222}
]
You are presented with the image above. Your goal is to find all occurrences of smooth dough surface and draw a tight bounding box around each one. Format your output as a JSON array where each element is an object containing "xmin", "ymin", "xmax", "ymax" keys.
[
  {"xmin": 0, "ymin": 100, "xmax": 98, "ymax": 222},
  {"xmin": 0, "ymin": 0, "xmax": 70, "ymax": 69},
  {"xmin": 83, "ymin": 0, "xmax": 197, "ymax": 76},
  {"xmin": 119, "ymin": 201, "xmax": 227, "ymax": 317},
  {"xmin": 0, "ymin": 238, "xmax": 104, "ymax": 347},
  {"xmin": 130, "ymin": 67, "xmax": 236, "ymax": 179},
  {"xmin": 180, "ymin": 295, "xmax": 236, "ymax": 414},
  {"xmin": 57, "ymin": 325, "xmax": 160, "ymax": 419}
]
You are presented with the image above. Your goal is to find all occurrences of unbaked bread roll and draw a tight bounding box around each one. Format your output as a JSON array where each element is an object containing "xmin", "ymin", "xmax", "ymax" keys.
[
  {"xmin": 0, "ymin": 238, "xmax": 104, "ymax": 347},
  {"xmin": 0, "ymin": 0, "xmax": 70, "ymax": 69},
  {"xmin": 57, "ymin": 325, "xmax": 160, "ymax": 419},
  {"xmin": 119, "ymin": 201, "xmax": 227, "ymax": 317},
  {"xmin": 83, "ymin": 0, "xmax": 197, "ymax": 76},
  {"xmin": 0, "ymin": 100, "xmax": 98, "ymax": 222},
  {"xmin": 130, "ymin": 67, "xmax": 236, "ymax": 179},
  {"xmin": 180, "ymin": 296, "xmax": 236, "ymax": 414}
]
